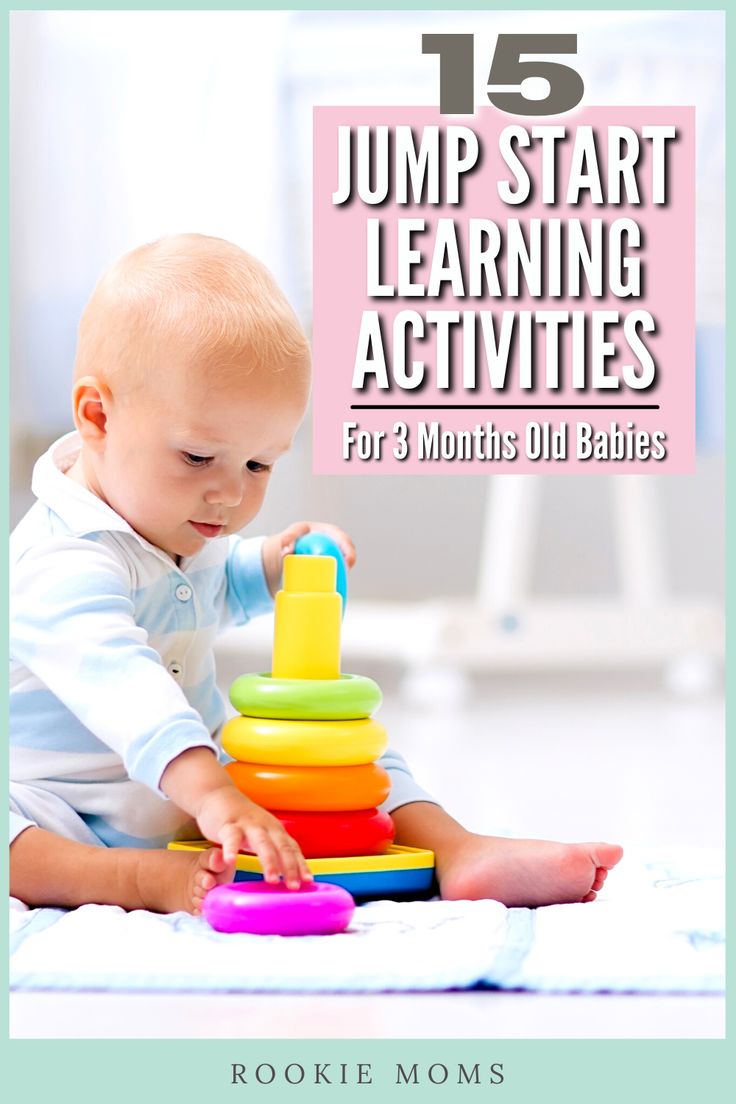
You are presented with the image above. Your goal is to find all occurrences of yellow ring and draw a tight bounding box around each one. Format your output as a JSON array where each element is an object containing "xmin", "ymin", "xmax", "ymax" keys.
[
  {"xmin": 226, "ymin": 761, "xmax": 391, "ymax": 811},
  {"xmin": 222, "ymin": 715, "xmax": 388, "ymax": 766}
]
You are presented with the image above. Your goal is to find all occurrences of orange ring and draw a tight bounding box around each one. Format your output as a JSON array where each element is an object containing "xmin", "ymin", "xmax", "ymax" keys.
[{"xmin": 226, "ymin": 761, "xmax": 391, "ymax": 812}]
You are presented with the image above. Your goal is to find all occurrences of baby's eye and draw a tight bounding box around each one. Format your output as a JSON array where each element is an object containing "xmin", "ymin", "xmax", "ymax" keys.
[
  {"xmin": 246, "ymin": 460, "xmax": 272, "ymax": 474},
  {"xmin": 182, "ymin": 452, "xmax": 213, "ymax": 467}
]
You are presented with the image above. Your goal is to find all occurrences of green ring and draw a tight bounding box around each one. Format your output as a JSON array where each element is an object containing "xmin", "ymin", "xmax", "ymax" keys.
[{"xmin": 229, "ymin": 673, "xmax": 382, "ymax": 720}]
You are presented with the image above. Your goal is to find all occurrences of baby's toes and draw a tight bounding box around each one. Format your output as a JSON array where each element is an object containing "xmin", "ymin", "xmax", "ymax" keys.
[
  {"xmin": 196, "ymin": 869, "xmax": 218, "ymax": 895},
  {"xmin": 591, "ymin": 867, "xmax": 608, "ymax": 891},
  {"xmin": 203, "ymin": 846, "xmax": 236, "ymax": 885},
  {"xmin": 596, "ymin": 843, "xmax": 624, "ymax": 869},
  {"xmin": 191, "ymin": 870, "xmax": 218, "ymax": 914},
  {"xmin": 581, "ymin": 889, "xmax": 597, "ymax": 903}
]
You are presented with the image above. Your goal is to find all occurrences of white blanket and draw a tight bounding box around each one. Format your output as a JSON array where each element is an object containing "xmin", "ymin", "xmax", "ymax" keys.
[{"xmin": 9, "ymin": 847, "xmax": 723, "ymax": 993}]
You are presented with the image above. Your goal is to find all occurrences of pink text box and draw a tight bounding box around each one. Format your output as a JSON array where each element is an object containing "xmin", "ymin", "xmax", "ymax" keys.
[{"xmin": 312, "ymin": 106, "xmax": 695, "ymax": 474}]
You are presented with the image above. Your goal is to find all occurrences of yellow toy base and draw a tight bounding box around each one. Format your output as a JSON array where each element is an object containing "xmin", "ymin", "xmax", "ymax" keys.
[{"xmin": 169, "ymin": 840, "xmax": 436, "ymax": 899}]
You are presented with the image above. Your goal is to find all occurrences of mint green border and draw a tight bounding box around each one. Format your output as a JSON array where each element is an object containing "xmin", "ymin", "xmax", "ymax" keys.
[{"xmin": 2, "ymin": 5, "xmax": 731, "ymax": 1102}]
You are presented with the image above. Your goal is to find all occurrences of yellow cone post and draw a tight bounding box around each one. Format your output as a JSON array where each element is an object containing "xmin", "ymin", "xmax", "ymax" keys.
[{"xmin": 271, "ymin": 555, "xmax": 342, "ymax": 680}]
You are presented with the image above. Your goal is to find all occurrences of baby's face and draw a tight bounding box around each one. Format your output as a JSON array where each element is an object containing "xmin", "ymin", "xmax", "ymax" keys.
[{"xmin": 97, "ymin": 355, "xmax": 308, "ymax": 560}]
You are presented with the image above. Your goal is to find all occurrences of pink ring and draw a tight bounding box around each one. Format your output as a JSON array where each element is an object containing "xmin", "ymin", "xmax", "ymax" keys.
[{"xmin": 202, "ymin": 880, "xmax": 355, "ymax": 936}]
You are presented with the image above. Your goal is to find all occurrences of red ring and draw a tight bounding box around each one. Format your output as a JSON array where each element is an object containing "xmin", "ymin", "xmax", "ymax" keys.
[{"xmin": 271, "ymin": 808, "xmax": 395, "ymax": 858}]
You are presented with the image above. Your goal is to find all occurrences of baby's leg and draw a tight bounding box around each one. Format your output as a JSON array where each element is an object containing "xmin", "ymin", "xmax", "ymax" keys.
[
  {"xmin": 10, "ymin": 827, "xmax": 235, "ymax": 914},
  {"xmin": 392, "ymin": 803, "xmax": 623, "ymax": 908}
]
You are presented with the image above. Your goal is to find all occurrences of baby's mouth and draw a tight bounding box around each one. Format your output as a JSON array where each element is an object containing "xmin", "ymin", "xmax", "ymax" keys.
[{"xmin": 190, "ymin": 521, "xmax": 225, "ymax": 538}]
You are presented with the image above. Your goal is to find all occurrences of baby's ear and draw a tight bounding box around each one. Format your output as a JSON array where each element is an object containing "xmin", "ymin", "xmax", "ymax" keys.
[{"xmin": 72, "ymin": 376, "xmax": 111, "ymax": 445}]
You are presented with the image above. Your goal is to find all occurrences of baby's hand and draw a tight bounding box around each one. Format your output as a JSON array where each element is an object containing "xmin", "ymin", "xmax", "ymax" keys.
[
  {"xmin": 262, "ymin": 521, "xmax": 356, "ymax": 596},
  {"xmin": 196, "ymin": 785, "xmax": 312, "ymax": 889}
]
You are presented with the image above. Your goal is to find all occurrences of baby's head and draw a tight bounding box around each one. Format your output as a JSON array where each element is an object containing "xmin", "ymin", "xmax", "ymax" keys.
[{"xmin": 71, "ymin": 234, "xmax": 311, "ymax": 559}]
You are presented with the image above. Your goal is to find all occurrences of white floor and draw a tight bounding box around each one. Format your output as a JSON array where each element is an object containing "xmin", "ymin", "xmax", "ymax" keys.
[
  {"xmin": 10, "ymin": 668, "xmax": 725, "ymax": 1039},
  {"xmin": 9, "ymin": 991, "xmax": 723, "ymax": 1039}
]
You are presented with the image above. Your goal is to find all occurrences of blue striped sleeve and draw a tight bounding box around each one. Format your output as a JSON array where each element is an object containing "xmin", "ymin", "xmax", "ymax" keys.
[
  {"xmin": 223, "ymin": 534, "xmax": 274, "ymax": 626},
  {"xmin": 10, "ymin": 537, "xmax": 217, "ymax": 793}
]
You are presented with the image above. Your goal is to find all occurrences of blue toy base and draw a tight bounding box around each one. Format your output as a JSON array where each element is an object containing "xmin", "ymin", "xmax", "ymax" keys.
[{"xmin": 232, "ymin": 865, "xmax": 436, "ymax": 899}]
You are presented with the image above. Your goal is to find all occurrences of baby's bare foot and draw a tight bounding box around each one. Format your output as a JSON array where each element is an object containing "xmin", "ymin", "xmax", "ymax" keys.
[
  {"xmin": 133, "ymin": 846, "xmax": 235, "ymax": 915},
  {"xmin": 439, "ymin": 836, "xmax": 623, "ymax": 908}
]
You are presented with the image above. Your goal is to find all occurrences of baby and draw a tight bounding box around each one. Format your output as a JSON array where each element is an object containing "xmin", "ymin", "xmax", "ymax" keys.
[{"xmin": 10, "ymin": 234, "xmax": 622, "ymax": 914}]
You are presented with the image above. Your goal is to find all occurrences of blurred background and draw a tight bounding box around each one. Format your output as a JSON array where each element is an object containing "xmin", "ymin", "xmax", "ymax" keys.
[{"xmin": 9, "ymin": 10, "xmax": 725, "ymax": 853}]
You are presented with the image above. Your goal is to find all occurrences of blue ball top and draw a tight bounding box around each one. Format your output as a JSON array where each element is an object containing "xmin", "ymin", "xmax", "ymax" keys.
[{"xmin": 294, "ymin": 532, "xmax": 348, "ymax": 616}]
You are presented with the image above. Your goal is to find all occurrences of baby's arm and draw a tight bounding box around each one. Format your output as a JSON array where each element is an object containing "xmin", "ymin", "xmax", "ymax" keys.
[
  {"xmin": 12, "ymin": 536, "xmax": 309, "ymax": 884},
  {"xmin": 160, "ymin": 747, "xmax": 310, "ymax": 888}
]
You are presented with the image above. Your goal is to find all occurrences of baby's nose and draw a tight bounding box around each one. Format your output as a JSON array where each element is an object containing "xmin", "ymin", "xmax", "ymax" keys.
[{"xmin": 205, "ymin": 472, "xmax": 244, "ymax": 507}]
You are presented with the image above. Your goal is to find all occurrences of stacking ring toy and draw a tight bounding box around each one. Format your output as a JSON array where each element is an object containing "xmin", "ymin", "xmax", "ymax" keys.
[
  {"xmin": 295, "ymin": 532, "xmax": 348, "ymax": 615},
  {"xmin": 202, "ymin": 880, "xmax": 355, "ymax": 936},
  {"xmin": 226, "ymin": 761, "xmax": 391, "ymax": 811},
  {"xmin": 229, "ymin": 673, "xmax": 382, "ymax": 721},
  {"xmin": 222, "ymin": 715, "xmax": 388, "ymax": 767},
  {"xmin": 272, "ymin": 808, "xmax": 395, "ymax": 858}
]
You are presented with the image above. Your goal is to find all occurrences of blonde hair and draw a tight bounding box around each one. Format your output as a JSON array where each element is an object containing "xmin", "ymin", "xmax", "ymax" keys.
[{"xmin": 74, "ymin": 234, "xmax": 310, "ymax": 393}]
